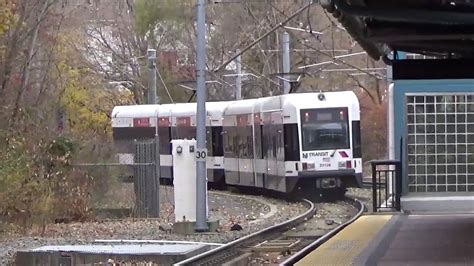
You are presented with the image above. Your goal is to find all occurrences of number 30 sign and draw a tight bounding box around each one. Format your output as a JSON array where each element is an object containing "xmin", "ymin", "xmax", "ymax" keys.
[{"xmin": 195, "ymin": 149, "xmax": 207, "ymax": 161}]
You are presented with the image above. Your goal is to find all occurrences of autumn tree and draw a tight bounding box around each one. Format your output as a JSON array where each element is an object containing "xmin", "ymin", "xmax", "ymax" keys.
[{"xmin": 0, "ymin": 0, "xmax": 134, "ymax": 228}]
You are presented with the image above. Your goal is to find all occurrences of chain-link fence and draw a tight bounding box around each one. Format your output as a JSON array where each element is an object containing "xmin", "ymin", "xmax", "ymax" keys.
[
  {"xmin": 75, "ymin": 138, "xmax": 162, "ymax": 218},
  {"xmin": 133, "ymin": 139, "xmax": 160, "ymax": 217}
]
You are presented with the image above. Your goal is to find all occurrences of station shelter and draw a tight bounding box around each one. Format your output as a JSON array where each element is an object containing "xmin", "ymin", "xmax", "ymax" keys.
[{"xmin": 389, "ymin": 58, "xmax": 474, "ymax": 212}]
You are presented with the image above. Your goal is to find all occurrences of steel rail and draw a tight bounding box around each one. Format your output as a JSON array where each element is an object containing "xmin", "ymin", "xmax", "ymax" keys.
[
  {"xmin": 174, "ymin": 198, "xmax": 316, "ymax": 265},
  {"xmin": 280, "ymin": 197, "xmax": 365, "ymax": 265}
]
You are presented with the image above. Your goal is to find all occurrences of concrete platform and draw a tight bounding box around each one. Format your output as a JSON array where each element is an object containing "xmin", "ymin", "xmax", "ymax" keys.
[
  {"xmin": 297, "ymin": 213, "xmax": 474, "ymax": 265},
  {"xmin": 15, "ymin": 243, "xmax": 211, "ymax": 265},
  {"xmin": 401, "ymin": 192, "xmax": 474, "ymax": 213}
]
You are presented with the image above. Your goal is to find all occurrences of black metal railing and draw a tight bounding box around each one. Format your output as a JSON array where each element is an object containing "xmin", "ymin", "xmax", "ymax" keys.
[{"xmin": 371, "ymin": 160, "xmax": 402, "ymax": 212}]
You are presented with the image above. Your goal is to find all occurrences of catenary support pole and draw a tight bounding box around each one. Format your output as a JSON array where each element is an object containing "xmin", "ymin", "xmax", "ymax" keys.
[
  {"xmin": 147, "ymin": 48, "xmax": 160, "ymax": 217},
  {"xmin": 147, "ymin": 49, "xmax": 157, "ymax": 104},
  {"xmin": 235, "ymin": 49, "xmax": 242, "ymax": 100},
  {"xmin": 282, "ymin": 32, "xmax": 290, "ymax": 94},
  {"xmin": 195, "ymin": 0, "xmax": 209, "ymax": 232}
]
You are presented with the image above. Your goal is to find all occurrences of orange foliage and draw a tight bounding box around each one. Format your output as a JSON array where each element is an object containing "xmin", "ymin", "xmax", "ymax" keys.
[{"xmin": 358, "ymin": 92, "xmax": 387, "ymax": 162}]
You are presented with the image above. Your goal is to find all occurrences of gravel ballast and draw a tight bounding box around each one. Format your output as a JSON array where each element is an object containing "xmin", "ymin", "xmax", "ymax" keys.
[
  {"xmin": 0, "ymin": 186, "xmax": 374, "ymax": 265},
  {"xmin": 0, "ymin": 186, "xmax": 307, "ymax": 265}
]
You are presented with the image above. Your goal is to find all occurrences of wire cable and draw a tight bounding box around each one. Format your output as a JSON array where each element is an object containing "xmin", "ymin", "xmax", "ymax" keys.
[
  {"xmin": 155, "ymin": 67, "xmax": 174, "ymax": 103},
  {"xmin": 269, "ymin": 3, "xmax": 383, "ymax": 80}
]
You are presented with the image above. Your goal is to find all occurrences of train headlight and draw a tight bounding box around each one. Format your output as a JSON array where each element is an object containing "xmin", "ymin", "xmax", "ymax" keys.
[
  {"xmin": 302, "ymin": 162, "xmax": 315, "ymax": 171},
  {"xmin": 338, "ymin": 161, "xmax": 352, "ymax": 169},
  {"xmin": 318, "ymin": 93, "xmax": 326, "ymax": 101},
  {"xmin": 302, "ymin": 163, "xmax": 316, "ymax": 171}
]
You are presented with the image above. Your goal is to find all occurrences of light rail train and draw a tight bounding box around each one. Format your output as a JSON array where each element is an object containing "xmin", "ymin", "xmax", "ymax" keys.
[{"xmin": 111, "ymin": 91, "xmax": 362, "ymax": 197}]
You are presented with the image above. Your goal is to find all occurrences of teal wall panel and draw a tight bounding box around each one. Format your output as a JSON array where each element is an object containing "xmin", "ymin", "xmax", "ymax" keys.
[{"xmin": 393, "ymin": 79, "xmax": 474, "ymax": 194}]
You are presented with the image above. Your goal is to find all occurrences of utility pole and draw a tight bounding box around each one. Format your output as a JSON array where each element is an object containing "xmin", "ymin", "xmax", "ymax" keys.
[
  {"xmin": 195, "ymin": 0, "xmax": 208, "ymax": 232},
  {"xmin": 282, "ymin": 32, "xmax": 291, "ymax": 94},
  {"xmin": 147, "ymin": 49, "xmax": 157, "ymax": 104},
  {"xmin": 235, "ymin": 49, "xmax": 242, "ymax": 100}
]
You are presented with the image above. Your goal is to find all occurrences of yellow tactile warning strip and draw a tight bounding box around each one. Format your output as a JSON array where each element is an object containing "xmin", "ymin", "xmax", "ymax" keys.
[{"xmin": 296, "ymin": 215, "xmax": 392, "ymax": 266}]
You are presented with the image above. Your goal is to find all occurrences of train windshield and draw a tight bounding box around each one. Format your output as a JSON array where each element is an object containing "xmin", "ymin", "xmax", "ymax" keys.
[{"xmin": 300, "ymin": 108, "xmax": 349, "ymax": 151}]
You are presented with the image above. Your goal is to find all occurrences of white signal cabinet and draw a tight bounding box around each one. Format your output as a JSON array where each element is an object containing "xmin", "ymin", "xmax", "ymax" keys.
[{"xmin": 172, "ymin": 139, "xmax": 208, "ymax": 222}]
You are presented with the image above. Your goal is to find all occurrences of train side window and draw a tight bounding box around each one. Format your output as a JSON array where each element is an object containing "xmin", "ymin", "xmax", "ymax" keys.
[
  {"xmin": 278, "ymin": 127, "xmax": 283, "ymax": 159},
  {"xmin": 261, "ymin": 126, "xmax": 265, "ymax": 159},
  {"xmin": 261, "ymin": 127, "xmax": 267, "ymax": 159},
  {"xmin": 352, "ymin": 121, "xmax": 362, "ymax": 158},
  {"xmin": 158, "ymin": 126, "xmax": 172, "ymax": 155},
  {"xmin": 206, "ymin": 127, "xmax": 212, "ymax": 157},
  {"xmin": 283, "ymin": 124, "xmax": 300, "ymax": 161},
  {"xmin": 175, "ymin": 126, "xmax": 195, "ymax": 139},
  {"xmin": 212, "ymin": 126, "xmax": 223, "ymax": 157},
  {"xmin": 247, "ymin": 135, "xmax": 253, "ymax": 158},
  {"xmin": 255, "ymin": 125, "xmax": 263, "ymax": 159},
  {"xmin": 223, "ymin": 126, "xmax": 233, "ymax": 156},
  {"xmin": 233, "ymin": 135, "xmax": 239, "ymax": 158},
  {"xmin": 272, "ymin": 135, "xmax": 277, "ymax": 158},
  {"xmin": 237, "ymin": 133, "xmax": 244, "ymax": 157}
]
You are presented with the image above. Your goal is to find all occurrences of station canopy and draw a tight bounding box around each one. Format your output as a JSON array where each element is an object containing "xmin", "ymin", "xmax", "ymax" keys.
[{"xmin": 321, "ymin": 0, "xmax": 474, "ymax": 61}]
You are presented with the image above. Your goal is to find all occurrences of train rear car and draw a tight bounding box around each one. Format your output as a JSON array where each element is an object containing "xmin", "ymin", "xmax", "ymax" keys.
[
  {"xmin": 170, "ymin": 102, "xmax": 228, "ymax": 185},
  {"xmin": 111, "ymin": 104, "xmax": 174, "ymax": 181},
  {"xmin": 111, "ymin": 102, "xmax": 229, "ymax": 185}
]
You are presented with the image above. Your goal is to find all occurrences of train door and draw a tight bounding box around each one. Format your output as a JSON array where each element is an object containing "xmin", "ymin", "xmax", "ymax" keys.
[
  {"xmin": 263, "ymin": 112, "xmax": 278, "ymax": 189},
  {"xmin": 207, "ymin": 125, "xmax": 225, "ymax": 184},
  {"xmin": 253, "ymin": 113, "xmax": 264, "ymax": 187},
  {"xmin": 206, "ymin": 126, "xmax": 214, "ymax": 182},
  {"xmin": 237, "ymin": 114, "xmax": 254, "ymax": 186},
  {"xmin": 223, "ymin": 119, "xmax": 239, "ymax": 185},
  {"xmin": 275, "ymin": 113, "xmax": 285, "ymax": 181},
  {"xmin": 158, "ymin": 117, "xmax": 172, "ymax": 179},
  {"xmin": 261, "ymin": 112, "xmax": 271, "ymax": 188}
]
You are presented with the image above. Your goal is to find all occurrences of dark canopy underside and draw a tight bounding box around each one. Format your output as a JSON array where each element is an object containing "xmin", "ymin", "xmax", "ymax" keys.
[{"xmin": 321, "ymin": 0, "xmax": 474, "ymax": 60}]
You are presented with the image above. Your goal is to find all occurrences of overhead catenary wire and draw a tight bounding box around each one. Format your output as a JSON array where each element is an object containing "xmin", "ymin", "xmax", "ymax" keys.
[
  {"xmin": 268, "ymin": 3, "xmax": 383, "ymax": 80},
  {"xmin": 238, "ymin": 61, "xmax": 282, "ymax": 87},
  {"xmin": 298, "ymin": 51, "xmax": 367, "ymax": 69},
  {"xmin": 155, "ymin": 67, "xmax": 174, "ymax": 103},
  {"xmin": 213, "ymin": 1, "xmax": 315, "ymax": 72}
]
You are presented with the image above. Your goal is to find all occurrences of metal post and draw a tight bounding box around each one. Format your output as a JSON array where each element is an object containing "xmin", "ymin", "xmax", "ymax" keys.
[
  {"xmin": 147, "ymin": 49, "xmax": 157, "ymax": 104},
  {"xmin": 396, "ymin": 161, "xmax": 402, "ymax": 211},
  {"xmin": 153, "ymin": 118, "xmax": 161, "ymax": 217},
  {"xmin": 282, "ymin": 32, "xmax": 291, "ymax": 94},
  {"xmin": 195, "ymin": 0, "xmax": 208, "ymax": 232},
  {"xmin": 235, "ymin": 49, "xmax": 242, "ymax": 100},
  {"xmin": 387, "ymin": 51, "xmax": 394, "ymax": 161},
  {"xmin": 148, "ymin": 48, "xmax": 160, "ymax": 217},
  {"xmin": 371, "ymin": 162, "xmax": 377, "ymax": 212}
]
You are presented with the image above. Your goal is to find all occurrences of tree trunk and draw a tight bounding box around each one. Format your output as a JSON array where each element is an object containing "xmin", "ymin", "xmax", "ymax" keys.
[{"xmin": 12, "ymin": 0, "xmax": 52, "ymax": 120}]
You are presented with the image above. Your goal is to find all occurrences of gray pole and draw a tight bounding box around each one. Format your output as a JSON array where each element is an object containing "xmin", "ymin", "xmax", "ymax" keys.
[
  {"xmin": 387, "ymin": 52, "xmax": 394, "ymax": 160},
  {"xmin": 235, "ymin": 49, "xmax": 242, "ymax": 100},
  {"xmin": 147, "ymin": 48, "xmax": 160, "ymax": 217},
  {"xmin": 195, "ymin": 0, "xmax": 208, "ymax": 232},
  {"xmin": 147, "ymin": 49, "xmax": 157, "ymax": 104},
  {"xmin": 282, "ymin": 32, "xmax": 291, "ymax": 94}
]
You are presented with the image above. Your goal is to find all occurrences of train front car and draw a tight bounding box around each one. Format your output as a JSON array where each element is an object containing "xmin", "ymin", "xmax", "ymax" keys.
[{"xmin": 284, "ymin": 91, "xmax": 362, "ymax": 199}]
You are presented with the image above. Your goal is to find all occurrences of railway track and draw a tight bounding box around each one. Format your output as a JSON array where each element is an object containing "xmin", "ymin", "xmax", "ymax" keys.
[{"xmin": 176, "ymin": 197, "xmax": 364, "ymax": 265}]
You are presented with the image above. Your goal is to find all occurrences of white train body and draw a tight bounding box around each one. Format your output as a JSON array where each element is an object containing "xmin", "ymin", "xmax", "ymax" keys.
[{"xmin": 111, "ymin": 91, "xmax": 362, "ymax": 194}]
